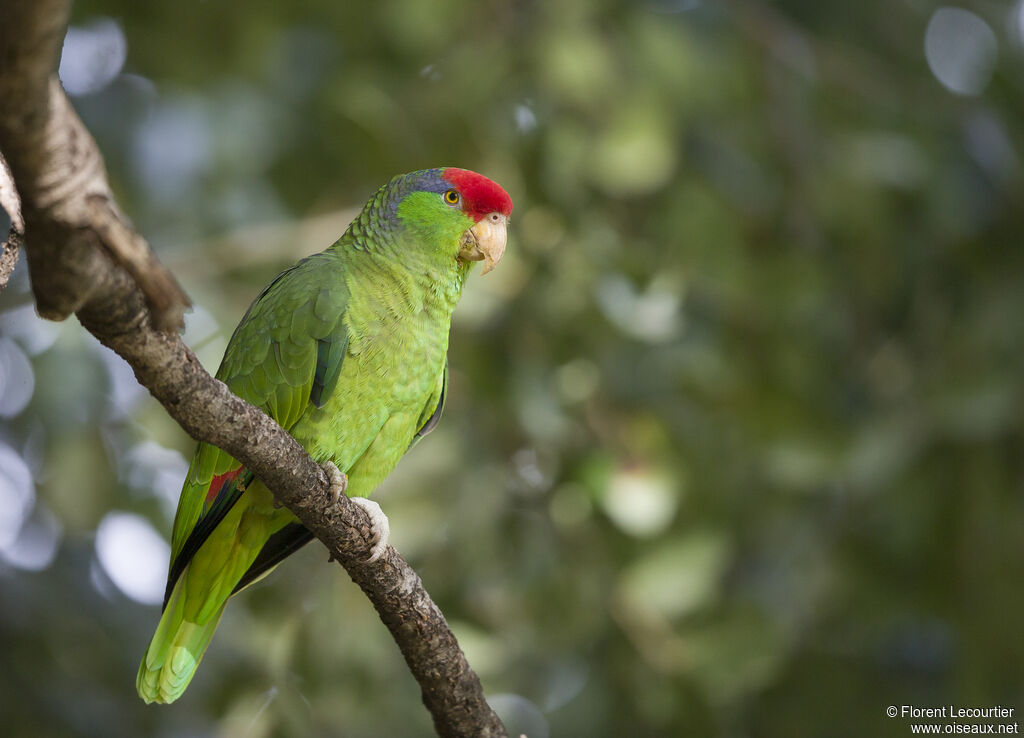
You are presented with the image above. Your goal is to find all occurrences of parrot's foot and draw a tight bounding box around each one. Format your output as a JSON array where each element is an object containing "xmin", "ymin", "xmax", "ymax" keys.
[
  {"xmin": 320, "ymin": 460, "xmax": 348, "ymax": 505},
  {"xmin": 349, "ymin": 497, "xmax": 390, "ymax": 564},
  {"xmin": 319, "ymin": 460, "xmax": 388, "ymax": 563}
]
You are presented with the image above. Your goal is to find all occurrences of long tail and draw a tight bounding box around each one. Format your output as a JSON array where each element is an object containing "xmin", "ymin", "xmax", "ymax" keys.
[{"xmin": 136, "ymin": 575, "xmax": 226, "ymax": 704}]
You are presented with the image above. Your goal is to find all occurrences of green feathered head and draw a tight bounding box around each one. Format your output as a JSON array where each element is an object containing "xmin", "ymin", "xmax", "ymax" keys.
[{"xmin": 368, "ymin": 167, "xmax": 513, "ymax": 274}]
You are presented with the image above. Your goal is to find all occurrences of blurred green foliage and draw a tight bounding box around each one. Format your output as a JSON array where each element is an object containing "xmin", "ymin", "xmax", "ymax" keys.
[{"xmin": 2, "ymin": 0, "xmax": 1024, "ymax": 736}]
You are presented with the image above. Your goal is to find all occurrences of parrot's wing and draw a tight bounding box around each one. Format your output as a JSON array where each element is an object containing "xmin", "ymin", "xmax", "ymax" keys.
[
  {"xmin": 165, "ymin": 256, "xmax": 349, "ymax": 604},
  {"xmin": 410, "ymin": 362, "xmax": 447, "ymax": 449}
]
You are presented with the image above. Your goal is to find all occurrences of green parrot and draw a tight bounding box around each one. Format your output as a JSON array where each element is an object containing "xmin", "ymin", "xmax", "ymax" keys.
[{"xmin": 137, "ymin": 168, "xmax": 513, "ymax": 704}]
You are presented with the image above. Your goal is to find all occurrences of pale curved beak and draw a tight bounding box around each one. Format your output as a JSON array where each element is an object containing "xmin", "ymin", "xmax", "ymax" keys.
[{"xmin": 458, "ymin": 213, "xmax": 508, "ymax": 275}]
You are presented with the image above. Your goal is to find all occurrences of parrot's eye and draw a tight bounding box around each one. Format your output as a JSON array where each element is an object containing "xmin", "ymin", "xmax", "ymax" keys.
[{"xmin": 443, "ymin": 189, "xmax": 460, "ymax": 205}]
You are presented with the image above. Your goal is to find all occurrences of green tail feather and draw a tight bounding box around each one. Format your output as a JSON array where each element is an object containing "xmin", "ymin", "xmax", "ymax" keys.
[{"xmin": 136, "ymin": 577, "xmax": 226, "ymax": 705}]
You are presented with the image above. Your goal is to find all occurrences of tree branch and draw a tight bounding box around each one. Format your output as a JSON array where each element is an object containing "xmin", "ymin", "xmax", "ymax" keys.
[
  {"xmin": 0, "ymin": 2, "xmax": 507, "ymax": 736},
  {"xmin": 0, "ymin": 138, "xmax": 23, "ymax": 292}
]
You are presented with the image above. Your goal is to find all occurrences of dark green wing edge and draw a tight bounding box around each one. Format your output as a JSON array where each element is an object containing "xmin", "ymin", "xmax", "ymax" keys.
[
  {"xmin": 232, "ymin": 523, "xmax": 314, "ymax": 594},
  {"xmin": 311, "ymin": 333, "xmax": 348, "ymax": 408},
  {"xmin": 411, "ymin": 363, "xmax": 447, "ymax": 447}
]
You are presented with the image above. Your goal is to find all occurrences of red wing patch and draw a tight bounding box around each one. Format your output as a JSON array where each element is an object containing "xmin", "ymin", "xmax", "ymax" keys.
[{"xmin": 206, "ymin": 468, "xmax": 242, "ymax": 507}]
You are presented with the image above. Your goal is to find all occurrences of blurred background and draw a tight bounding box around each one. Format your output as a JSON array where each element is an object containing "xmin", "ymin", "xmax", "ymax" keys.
[{"xmin": 2, "ymin": 1, "xmax": 1024, "ymax": 736}]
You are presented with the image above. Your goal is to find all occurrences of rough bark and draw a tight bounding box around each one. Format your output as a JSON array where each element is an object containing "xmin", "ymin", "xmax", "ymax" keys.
[
  {"xmin": 0, "ymin": 228, "xmax": 20, "ymax": 290},
  {"xmin": 0, "ymin": 2, "xmax": 507, "ymax": 736},
  {"xmin": 0, "ymin": 133, "xmax": 23, "ymax": 290}
]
